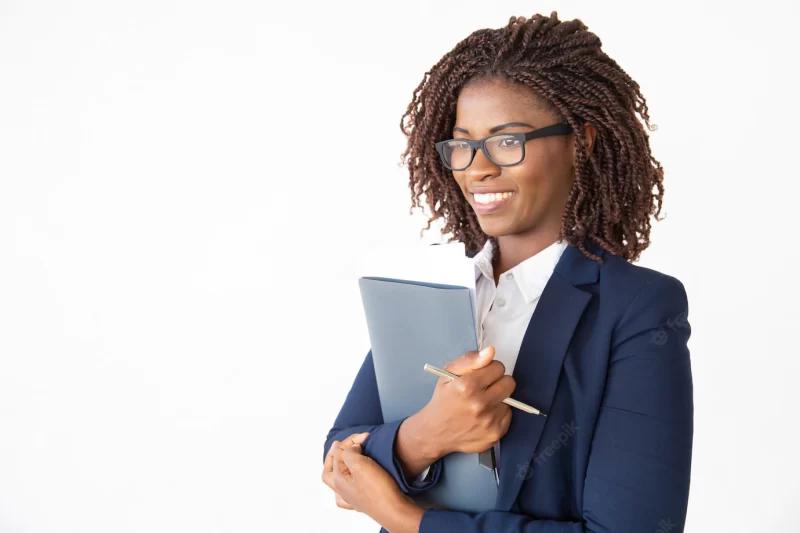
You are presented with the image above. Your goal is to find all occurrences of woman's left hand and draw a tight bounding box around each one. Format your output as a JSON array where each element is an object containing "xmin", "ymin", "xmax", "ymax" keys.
[
  {"xmin": 332, "ymin": 442, "xmax": 421, "ymax": 529},
  {"xmin": 322, "ymin": 433, "xmax": 370, "ymax": 510}
]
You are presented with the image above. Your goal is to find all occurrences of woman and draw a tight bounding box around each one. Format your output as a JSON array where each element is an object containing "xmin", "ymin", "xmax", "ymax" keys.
[{"xmin": 321, "ymin": 11, "xmax": 693, "ymax": 533}]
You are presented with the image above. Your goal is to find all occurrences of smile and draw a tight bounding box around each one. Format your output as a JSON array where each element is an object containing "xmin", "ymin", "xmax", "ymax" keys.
[
  {"xmin": 471, "ymin": 191, "xmax": 517, "ymax": 215},
  {"xmin": 473, "ymin": 191, "xmax": 515, "ymax": 204}
]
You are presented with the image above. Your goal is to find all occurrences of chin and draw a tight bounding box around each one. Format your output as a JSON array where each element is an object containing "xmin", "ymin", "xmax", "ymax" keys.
[
  {"xmin": 477, "ymin": 211, "xmax": 543, "ymax": 239},
  {"xmin": 476, "ymin": 216, "xmax": 519, "ymax": 238}
]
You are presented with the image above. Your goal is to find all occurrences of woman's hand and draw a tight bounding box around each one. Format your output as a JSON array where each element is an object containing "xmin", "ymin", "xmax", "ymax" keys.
[
  {"xmin": 332, "ymin": 442, "xmax": 424, "ymax": 533},
  {"xmin": 321, "ymin": 432, "xmax": 369, "ymax": 510},
  {"xmin": 417, "ymin": 346, "xmax": 515, "ymax": 456}
]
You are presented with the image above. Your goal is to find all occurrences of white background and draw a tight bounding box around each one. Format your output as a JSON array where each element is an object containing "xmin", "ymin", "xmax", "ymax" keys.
[{"xmin": 1, "ymin": 1, "xmax": 798, "ymax": 532}]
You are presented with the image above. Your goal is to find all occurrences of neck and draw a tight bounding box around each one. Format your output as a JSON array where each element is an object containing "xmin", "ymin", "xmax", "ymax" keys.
[{"xmin": 493, "ymin": 227, "xmax": 561, "ymax": 281}]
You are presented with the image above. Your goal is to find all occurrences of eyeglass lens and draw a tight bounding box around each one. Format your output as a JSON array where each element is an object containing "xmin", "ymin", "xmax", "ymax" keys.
[{"xmin": 441, "ymin": 134, "xmax": 523, "ymax": 170}]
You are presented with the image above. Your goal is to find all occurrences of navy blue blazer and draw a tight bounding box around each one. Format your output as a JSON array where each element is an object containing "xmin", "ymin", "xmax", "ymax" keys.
[{"xmin": 324, "ymin": 242, "xmax": 693, "ymax": 533}]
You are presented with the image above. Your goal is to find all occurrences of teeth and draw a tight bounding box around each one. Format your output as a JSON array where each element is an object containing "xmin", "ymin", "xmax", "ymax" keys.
[{"xmin": 474, "ymin": 191, "xmax": 515, "ymax": 205}]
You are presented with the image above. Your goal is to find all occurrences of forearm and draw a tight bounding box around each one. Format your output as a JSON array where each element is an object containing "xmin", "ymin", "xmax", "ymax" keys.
[
  {"xmin": 393, "ymin": 408, "xmax": 445, "ymax": 479},
  {"xmin": 381, "ymin": 500, "xmax": 425, "ymax": 533},
  {"xmin": 324, "ymin": 350, "xmax": 384, "ymax": 463}
]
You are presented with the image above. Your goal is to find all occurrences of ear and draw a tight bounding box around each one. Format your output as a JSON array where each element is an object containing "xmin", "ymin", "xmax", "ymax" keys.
[
  {"xmin": 583, "ymin": 122, "xmax": 597, "ymax": 153},
  {"xmin": 571, "ymin": 122, "xmax": 597, "ymax": 160}
]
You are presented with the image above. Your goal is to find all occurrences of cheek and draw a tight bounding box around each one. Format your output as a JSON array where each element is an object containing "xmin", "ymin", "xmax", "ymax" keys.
[
  {"xmin": 513, "ymin": 148, "xmax": 568, "ymax": 194},
  {"xmin": 509, "ymin": 160, "xmax": 548, "ymax": 194}
]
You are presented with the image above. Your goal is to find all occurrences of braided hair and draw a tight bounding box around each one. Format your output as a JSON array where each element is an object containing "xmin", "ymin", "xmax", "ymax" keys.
[{"xmin": 399, "ymin": 11, "xmax": 665, "ymax": 264}]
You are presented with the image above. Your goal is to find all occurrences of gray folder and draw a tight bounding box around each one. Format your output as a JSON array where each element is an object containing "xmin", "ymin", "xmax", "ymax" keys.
[{"xmin": 357, "ymin": 276, "xmax": 498, "ymax": 513}]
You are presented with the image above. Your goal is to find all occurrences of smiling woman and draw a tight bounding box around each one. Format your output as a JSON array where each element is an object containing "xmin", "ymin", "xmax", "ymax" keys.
[
  {"xmin": 323, "ymin": 11, "xmax": 693, "ymax": 533},
  {"xmin": 402, "ymin": 15, "xmax": 664, "ymax": 272},
  {"xmin": 445, "ymin": 89, "xmax": 581, "ymax": 235}
]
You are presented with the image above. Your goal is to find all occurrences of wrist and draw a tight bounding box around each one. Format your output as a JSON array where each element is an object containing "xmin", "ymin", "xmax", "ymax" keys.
[
  {"xmin": 383, "ymin": 498, "xmax": 425, "ymax": 533},
  {"xmin": 404, "ymin": 408, "xmax": 447, "ymax": 463}
]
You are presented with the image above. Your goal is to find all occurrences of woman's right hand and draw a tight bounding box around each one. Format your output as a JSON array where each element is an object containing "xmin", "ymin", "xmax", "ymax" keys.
[{"xmin": 420, "ymin": 346, "xmax": 515, "ymax": 457}]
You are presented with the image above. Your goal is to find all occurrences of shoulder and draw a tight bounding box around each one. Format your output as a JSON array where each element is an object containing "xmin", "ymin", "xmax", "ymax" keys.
[
  {"xmin": 596, "ymin": 253, "xmax": 689, "ymax": 345},
  {"xmin": 598, "ymin": 252, "xmax": 687, "ymax": 299}
]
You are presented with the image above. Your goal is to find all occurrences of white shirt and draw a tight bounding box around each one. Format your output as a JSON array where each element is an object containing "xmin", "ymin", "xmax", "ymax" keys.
[
  {"xmin": 415, "ymin": 238, "xmax": 568, "ymax": 483},
  {"xmin": 473, "ymin": 238, "xmax": 568, "ymax": 373}
]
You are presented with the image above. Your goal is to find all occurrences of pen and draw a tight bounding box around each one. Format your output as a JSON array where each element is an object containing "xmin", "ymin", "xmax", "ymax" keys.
[{"xmin": 424, "ymin": 363, "xmax": 547, "ymax": 417}]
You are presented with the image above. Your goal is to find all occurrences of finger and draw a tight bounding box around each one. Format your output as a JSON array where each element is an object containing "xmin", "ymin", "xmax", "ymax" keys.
[
  {"xmin": 341, "ymin": 432, "xmax": 370, "ymax": 447},
  {"xmin": 339, "ymin": 444, "xmax": 365, "ymax": 475},
  {"xmin": 324, "ymin": 441, "xmax": 340, "ymax": 474},
  {"xmin": 484, "ymin": 374, "xmax": 517, "ymax": 405},
  {"xmin": 500, "ymin": 404, "xmax": 513, "ymax": 432},
  {"xmin": 444, "ymin": 346, "xmax": 494, "ymax": 375},
  {"xmin": 444, "ymin": 346, "xmax": 495, "ymax": 375},
  {"xmin": 322, "ymin": 469, "xmax": 335, "ymax": 491},
  {"xmin": 325, "ymin": 433, "xmax": 367, "ymax": 473},
  {"xmin": 487, "ymin": 403, "xmax": 513, "ymax": 439},
  {"xmin": 467, "ymin": 360, "xmax": 508, "ymax": 391},
  {"xmin": 494, "ymin": 405, "xmax": 513, "ymax": 439},
  {"xmin": 351, "ymin": 432, "xmax": 369, "ymax": 444},
  {"xmin": 334, "ymin": 444, "xmax": 353, "ymax": 478},
  {"xmin": 335, "ymin": 492, "xmax": 355, "ymax": 510}
]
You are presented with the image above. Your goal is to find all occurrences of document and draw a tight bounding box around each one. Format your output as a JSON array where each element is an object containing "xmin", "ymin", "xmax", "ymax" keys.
[{"xmin": 356, "ymin": 242, "xmax": 498, "ymax": 512}]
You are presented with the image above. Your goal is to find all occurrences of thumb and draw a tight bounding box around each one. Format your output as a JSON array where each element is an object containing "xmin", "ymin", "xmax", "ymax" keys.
[
  {"xmin": 447, "ymin": 346, "xmax": 495, "ymax": 374},
  {"xmin": 350, "ymin": 432, "xmax": 369, "ymax": 445},
  {"xmin": 340, "ymin": 444, "xmax": 365, "ymax": 474}
]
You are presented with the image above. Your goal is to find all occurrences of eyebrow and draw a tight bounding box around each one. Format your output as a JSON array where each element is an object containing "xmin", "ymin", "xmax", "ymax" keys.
[{"xmin": 453, "ymin": 122, "xmax": 536, "ymax": 135}]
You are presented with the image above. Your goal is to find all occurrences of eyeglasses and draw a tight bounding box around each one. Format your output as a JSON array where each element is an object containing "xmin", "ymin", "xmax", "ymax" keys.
[{"xmin": 434, "ymin": 122, "xmax": 574, "ymax": 171}]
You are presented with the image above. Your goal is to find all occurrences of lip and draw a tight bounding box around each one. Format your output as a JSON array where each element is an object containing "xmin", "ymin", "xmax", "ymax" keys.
[
  {"xmin": 471, "ymin": 191, "xmax": 517, "ymax": 215},
  {"xmin": 466, "ymin": 187, "xmax": 517, "ymax": 195}
]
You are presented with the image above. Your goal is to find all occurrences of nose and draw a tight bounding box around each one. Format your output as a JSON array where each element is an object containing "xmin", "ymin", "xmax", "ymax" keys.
[{"xmin": 465, "ymin": 146, "xmax": 501, "ymax": 182}]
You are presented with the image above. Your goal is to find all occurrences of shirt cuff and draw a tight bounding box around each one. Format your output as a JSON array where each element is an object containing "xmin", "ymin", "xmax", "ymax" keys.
[
  {"xmin": 416, "ymin": 465, "xmax": 431, "ymax": 483},
  {"xmin": 361, "ymin": 417, "xmax": 442, "ymax": 495}
]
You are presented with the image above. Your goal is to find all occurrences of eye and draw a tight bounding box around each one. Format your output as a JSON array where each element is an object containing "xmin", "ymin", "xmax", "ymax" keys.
[
  {"xmin": 448, "ymin": 140, "xmax": 471, "ymax": 150},
  {"xmin": 498, "ymin": 137, "xmax": 520, "ymax": 148}
]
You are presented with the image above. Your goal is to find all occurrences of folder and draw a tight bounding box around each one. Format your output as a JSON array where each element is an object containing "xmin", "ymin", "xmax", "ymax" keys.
[{"xmin": 357, "ymin": 275, "xmax": 498, "ymax": 513}]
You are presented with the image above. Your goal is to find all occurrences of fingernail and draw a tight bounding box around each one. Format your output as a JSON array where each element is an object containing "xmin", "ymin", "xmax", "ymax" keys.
[{"xmin": 479, "ymin": 347, "xmax": 491, "ymax": 357}]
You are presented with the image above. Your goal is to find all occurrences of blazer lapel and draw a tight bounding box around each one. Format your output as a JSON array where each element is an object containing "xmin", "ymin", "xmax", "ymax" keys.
[{"xmin": 494, "ymin": 242, "xmax": 603, "ymax": 511}]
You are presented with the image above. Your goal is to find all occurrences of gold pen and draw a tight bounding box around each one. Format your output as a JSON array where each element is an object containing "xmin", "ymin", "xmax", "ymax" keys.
[{"xmin": 424, "ymin": 363, "xmax": 547, "ymax": 417}]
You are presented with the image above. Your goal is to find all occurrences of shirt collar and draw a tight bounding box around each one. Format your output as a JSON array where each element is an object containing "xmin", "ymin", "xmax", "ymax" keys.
[
  {"xmin": 474, "ymin": 238, "xmax": 569, "ymax": 304},
  {"xmin": 473, "ymin": 239, "xmax": 495, "ymax": 283}
]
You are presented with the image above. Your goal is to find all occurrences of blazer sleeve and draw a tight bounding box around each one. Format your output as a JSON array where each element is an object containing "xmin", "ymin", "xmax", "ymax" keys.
[
  {"xmin": 417, "ymin": 275, "xmax": 694, "ymax": 533},
  {"xmin": 323, "ymin": 350, "xmax": 443, "ymax": 495}
]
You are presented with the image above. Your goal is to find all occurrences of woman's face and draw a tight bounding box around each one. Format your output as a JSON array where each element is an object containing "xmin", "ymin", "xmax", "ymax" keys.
[{"xmin": 450, "ymin": 78, "xmax": 588, "ymax": 239}]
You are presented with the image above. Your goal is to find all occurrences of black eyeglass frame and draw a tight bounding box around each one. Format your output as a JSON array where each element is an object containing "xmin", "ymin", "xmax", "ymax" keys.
[{"xmin": 434, "ymin": 122, "xmax": 574, "ymax": 171}]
